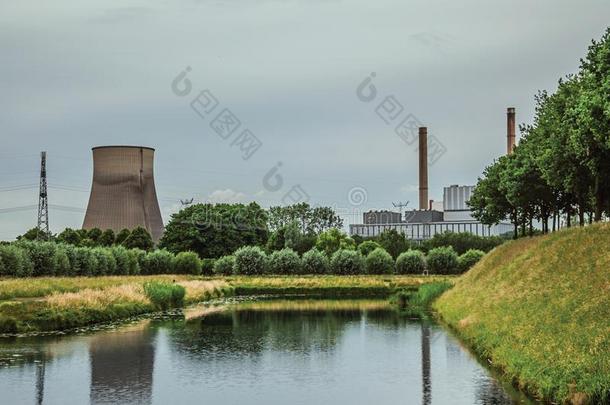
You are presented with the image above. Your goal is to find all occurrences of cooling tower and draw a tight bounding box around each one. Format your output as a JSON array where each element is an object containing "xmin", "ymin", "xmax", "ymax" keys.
[{"xmin": 83, "ymin": 146, "xmax": 164, "ymax": 243}]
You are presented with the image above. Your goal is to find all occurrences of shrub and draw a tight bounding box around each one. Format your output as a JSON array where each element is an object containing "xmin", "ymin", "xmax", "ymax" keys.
[
  {"xmin": 56, "ymin": 228, "xmax": 82, "ymax": 246},
  {"xmin": 330, "ymin": 249, "xmax": 365, "ymax": 275},
  {"xmin": 99, "ymin": 229, "xmax": 115, "ymax": 247},
  {"xmin": 74, "ymin": 247, "xmax": 98, "ymax": 276},
  {"xmin": 422, "ymin": 232, "xmax": 504, "ymax": 255},
  {"xmin": 140, "ymin": 249, "xmax": 174, "ymax": 275},
  {"xmin": 358, "ymin": 240, "xmax": 382, "ymax": 257},
  {"xmin": 115, "ymin": 228, "xmax": 131, "ymax": 245},
  {"xmin": 173, "ymin": 251, "xmax": 202, "ymax": 275},
  {"xmin": 301, "ymin": 249, "xmax": 329, "ymax": 274},
  {"xmin": 201, "ymin": 258, "xmax": 215, "ymax": 276},
  {"xmin": 267, "ymin": 248, "xmax": 301, "ymax": 275},
  {"xmin": 458, "ymin": 249, "xmax": 486, "ymax": 273},
  {"xmin": 130, "ymin": 248, "xmax": 146, "ymax": 274},
  {"xmin": 378, "ymin": 229, "xmax": 411, "ymax": 259},
  {"xmin": 126, "ymin": 249, "xmax": 141, "ymax": 275},
  {"xmin": 87, "ymin": 228, "xmax": 103, "ymax": 243},
  {"xmin": 0, "ymin": 245, "xmax": 33, "ymax": 277},
  {"xmin": 233, "ymin": 246, "xmax": 267, "ymax": 275},
  {"xmin": 396, "ymin": 250, "xmax": 426, "ymax": 274},
  {"xmin": 17, "ymin": 241, "xmax": 57, "ymax": 276},
  {"xmin": 60, "ymin": 244, "xmax": 78, "ymax": 276},
  {"xmin": 426, "ymin": 246, "xmax": 459, "ymax": 274},
  {"xmin": 92, "ymin": 248, "xmax": 117, "ymax": 276},
  {"xmin": 213, "ymin": 255, "xmax": 235, "ymax": 275},
  {"xmin": 143, "ymin": 281, "xmax": 185, "ymax": 310},
  {"xmin": 110, "ymin": 246, "xmax": 130, "ymax": 275},
  {"xmin": 53, "ymin": 247, "xmax": 71, "ymax": 276},
  {"xmin": 365, "ymin": 247, "xmax": 394, "ymax": 274}
]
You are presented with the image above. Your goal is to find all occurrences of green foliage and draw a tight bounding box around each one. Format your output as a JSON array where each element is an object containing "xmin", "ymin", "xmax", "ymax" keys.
[
  {"xmin": 74, "ymin": 247, "xmax": 98, "ymax": 276},
  {"xmin": 396, "ymin": 250, "xmax": 426, "ymax": 275},
  {"xmin": 316, "ymin": 228, "xmax": 355, "ymax": 257},
  {"xmin": 213, "ymin": 255, "xmax": 235, "ymax": 275},
  {"xmin": 16, "ymin": 241, "xmax": 57, "ymax": 276},
  {"xmin": 159, "ymin": 202, "xmax": 269, "ymax": 259},
  {"xmin": 457, "ymin": 249, "xmax": 485, "ymax": 273},
  {"xmin": 422, "ymin": 232, "xmax": 504, "ymax": 255},
  {"xmin": 173, "ymin": 251, "xmax": 202, "ymax": 275},
  {"xmin": 201, "ymin": 258, "xmax": 215, "ymax": 276},
  {"xmin": 17, "ymin": 227, "xmax": 52, "ymax": 241},
  {"xmin": 301, "ymin": 249, "xmax": 330, "ymax": 274},
  {"xmin": 393, "ymin": 282, "xmax": 453, "ymax": 314},
  {"xmin": 357, "ymin": 240, "xmax": 381, "ymax": 256},
  {"xmin": 0, "ymin": 245, "xmax": 33, "ymax": 277},
  {"xmin": 126, "ymin": 249, "xmax": 142, "ymax": 275},
  {"xmin": 92, "ymin": 248, "xmax": 117, "ymax": 276},
  {"xmin": 122, "ymin": 227, "xmax": 154, "ymax": 251},
  {"xmin": 330, "ymin": 249, "xmax": 364, "ymax": 275},
  {"xmin": 140, "ymin": 249, "xmax": 174, "ymax": 275},
  {"xmin": 143, "ymin": 281, "xmax": 185, "ymax": 310},
  {"xmin": 56, "ymin": 228, "xmax": 82, "ymax": 246},
  {"xmin": 87, "ymin": 228, "xmax": 103, "ymax": 243},
  {"xmin": 365, "ymin": 248, "xmax": 394, "ymax": 274},
  {"xmin": 378, "ymin": 229, "xmax": 410, "ymax": 259},
  {"xmin": 99, "ymin": 229, "xmax": 115, "ymax": 247},
  {"xmin": 110, "ymin": 246, "xmax": 131, "ymax": 275},
  {"xmin": 426, "ymin": 246, "xmax": 459, "ymax": 274},
  {"xmin": 266, "ymin": 221, "xmax": 316, "ymax": 255},
  {"xmin": 267, "ymin": 203, "xmax": 343, "ymax": 234},
  {"xmin": 115, "ymin": 229, "xmax": 131, "ymax": 245},
  {"xmin": 233, "ymin": 246, "xmax": 267, "ymax": 275},
  {"xmin": 267, "ymin": 248, "xmax": 301, "ymax": 275}
]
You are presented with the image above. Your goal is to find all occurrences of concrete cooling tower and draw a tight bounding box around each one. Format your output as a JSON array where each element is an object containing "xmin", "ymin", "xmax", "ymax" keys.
[{"xmin": 82, "ymin": 146, "xmax": 164, "ymax": 243}]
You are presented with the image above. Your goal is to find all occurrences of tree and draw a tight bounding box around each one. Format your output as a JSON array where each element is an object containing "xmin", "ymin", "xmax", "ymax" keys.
[
  {"xmin": 267, "ymin": 203, "xmax": 343, "ymax": 234},
  {"xmin": 159, "ymin": 203, "xmax": 269, "ymax": 258},
  {"xmin": 99, "ymin": 229, "xmax": 116, "ymax": 247},
  {"xmin": 57, "ymin": 228, "xmax": 82, "ymax": 245},
  {"xmin": 115, "ymin": 229, "xmax": 131, "ymax": 245},
  {"xmin": 17, "ymin": 228, "xmax": 52, "ymax": 241},
  {"xmin": 378, "ymin": 229, "xmax": 410, "ymax": 259},
  {"xmin": 122, "ymin": 227, "xmax": 154, "ymax": 251},
  {"xmin": 87, "ymin": 228, "xmax": 103, "ymax": 243},
  {"xmin": 316, "ymin": 228, "xmax": 355, "ymax": 257}
]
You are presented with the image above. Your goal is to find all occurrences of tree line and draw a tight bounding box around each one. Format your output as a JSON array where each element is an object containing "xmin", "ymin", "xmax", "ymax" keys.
[{"xmin": 469, "ymin": 28, "xmax": 610, "ymax": 236}]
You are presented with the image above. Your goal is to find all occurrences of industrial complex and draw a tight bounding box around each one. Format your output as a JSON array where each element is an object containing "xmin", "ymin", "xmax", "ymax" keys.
[{"xmin": 349, "ymin": 108, "xmax": 515, "ymax": 240}]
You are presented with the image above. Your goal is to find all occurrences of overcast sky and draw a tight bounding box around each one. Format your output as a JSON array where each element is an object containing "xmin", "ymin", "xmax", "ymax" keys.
[{"xmin": 1, "ymin": 0, "xmax": 609, "ymax": 239}]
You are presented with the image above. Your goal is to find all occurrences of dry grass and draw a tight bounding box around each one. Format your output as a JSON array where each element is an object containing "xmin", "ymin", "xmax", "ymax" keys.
[
  {"xmin": 47, "ymin": 284, "xmax": 149, "ymax": 310},
  {"xmin": 178, "ymin": 280, "xmax": 232, "ymax": 303}
]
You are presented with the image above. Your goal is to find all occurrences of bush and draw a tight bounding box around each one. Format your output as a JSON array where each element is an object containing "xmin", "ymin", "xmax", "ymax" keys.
[
  {"xmin": 115, "ymin": 228, "xmax": 131, "ymax": 245},
  {"xmin": 110, "ymin": 246, "xmax": 130, "ymax": 275},
  {"xmin": 140, "ymin": 249, "xmax": 174, "ymax": 275},
  {"xmin": 99, "ymin": 229, "xmax": 115, "ymax": 247},
  {"xmin": 17, "ymin": 241, "xmax": 57, "ymax": 276},
  {"xmin": 213, "ymin": 255, "xmax": 235, "ymax": 275},
  {"xmin": 53, "ymin": 247, "xmax": 71, "ymax": 276},
  {"xmin": 426, "ymin": 246, "xmax": 459, "ymax": 274},
  {"xmin": 330, "ymin": 249, "xmax": 365, "ymax": 275},
  {"xmin": 358, "ymin": 240, "xmax": 382, "ymax": 257},
  {"xmin": 233, "ymin": 246, "xmax": 267, "ymax": 275},
  {"xmin": 92, "ymin": 248, "xmax": 117, "ymax": 276},
  {"xmin": 301, "ymin": 249, "xmax": 329, "ymax": 274},
  {"xmin": 143, "ymin": 281, "xmax": 185, "ymax": 310},
  {"xmin": 201, "ymin": 258, "xmax": 215, "ymax": 276},
  {"xmin": 56, "ymin": 228, "xmax": 81, "ymax": 246},
  {"xmin": 122, "ymin": 227, "xmax": 154, "ymax": 251},
  {"xmin": 422, "ymin": 232, "xmax": 504, "ymax": 255},
  {"xmin": 130, "ymin": 249, "xmax": 146, "ymax": 274},
  {"xmin": 0, "ymin": 245, "xmax": 33, "ymax": 277},
  {"xmin": 74, "ymin": 247, "xmax": 98, "ymax": 276},
  {"xmin": 365, "ymin": 247, "xmax": 394, "ymax": 274},
  {"xmin": 126, "ymin": 249, "xmax": 141, "ymax": 275},
  {"xmin": 173, "ymin": 251, "xmax": 202, "ymax": 275},
  {"xmin": 60, "ymin": 244, "xmax": 78, "ymax": 276},
  {"xmin": 378, "ymin": 229, "xmax": 411, "ymax": 259},
  {"xmin": 396, "ymin": 250, "xmax": 426, "ymax": 274},
  {"xmin": 267, "ymin": 248, "xmax": 301, "ymax": 275},
  {"xmin": 458, "ymin": 249, "xmax": 486, "ymax": 273}
]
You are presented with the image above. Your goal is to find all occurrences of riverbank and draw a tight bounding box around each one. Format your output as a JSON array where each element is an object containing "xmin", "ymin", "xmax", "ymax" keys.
[
  {"xmin": 0, "ymin": 275, "xmax": 451, "ymax": 334},
  {"xmin": 434, "ymin": 224, "xmax": 610, "ymax": 404}
]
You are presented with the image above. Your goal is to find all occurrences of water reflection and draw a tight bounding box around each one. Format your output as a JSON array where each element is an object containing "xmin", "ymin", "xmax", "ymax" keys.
[{"xmin": 0, "ymin": 299, "xmax": 532, "ymax": 405}]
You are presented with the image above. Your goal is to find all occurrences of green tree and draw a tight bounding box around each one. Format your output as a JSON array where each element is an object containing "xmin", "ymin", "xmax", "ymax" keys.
[
  {"xmin": 316, "ymin": 228, "xmax": 355, "ymax": 257},
  {"xmin": 377, "ymin": 229, "xmax": 410, "ymax": 259},
  {"xmin": 122, "ymin": 227, "xmax": 154, "ymax": 251},
  {"xmin": 99, "ymin": 229, "xmax": 116, "ymax": 246},
  {"xmin": 87, "ymin": 228, "xmax": 103, "ymax": 244},
  {"xmin": 57, "ymin": 228, "xmax": 82, "ymax": 245},
  {"xmin": 17, "ymin": 228, "xmax": 52, "ymax": 241},
  {"xmin": 115, "ymin": 229, "xmax": 131, "ymax": 245}
]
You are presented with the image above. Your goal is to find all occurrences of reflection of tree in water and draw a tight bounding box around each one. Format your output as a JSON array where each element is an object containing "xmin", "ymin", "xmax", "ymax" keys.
[
  {"xmin": 89, "ymin": 328, "xmax": 157, "ymax": 405},
  {"xmin": 421, "ymin": 323, "xmax": 432, "ymax": 405},
  {"xmin": 474, "ymin": 376, "xmax": 520, "ymax": 405}
]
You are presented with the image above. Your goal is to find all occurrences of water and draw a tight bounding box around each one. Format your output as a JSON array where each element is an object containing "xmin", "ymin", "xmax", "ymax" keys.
[{"xmin": 0, "ymin": 299, "xmax": 532, "ymax": 405}]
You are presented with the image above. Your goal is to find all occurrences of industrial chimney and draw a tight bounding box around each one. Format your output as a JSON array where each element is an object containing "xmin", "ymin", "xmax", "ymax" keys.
[
  {"xmin": 419, "ymin": 127, "xmax": 428, "ymax": 210},
  {"xmin": 83, "ymin": 146, "xmax": 164, "ymax": 243},
  {"xmin": 507, "ymin": 107, "xmax": 516, "ymax": 154}
]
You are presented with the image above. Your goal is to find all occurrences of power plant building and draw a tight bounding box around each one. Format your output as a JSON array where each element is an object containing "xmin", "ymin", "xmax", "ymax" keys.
[
  {"xmin": 349, "ymin": 109, "xmax": 515, "ymax": 240},
  {"xmin": 82, "ymin": 146, "xmax": 164, "ymax": 243}
]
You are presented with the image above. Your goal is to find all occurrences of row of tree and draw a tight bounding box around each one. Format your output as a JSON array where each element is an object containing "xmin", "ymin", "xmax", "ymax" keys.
[
  {"xmin": 17, "ymin": 226, "xmax": 154, "ymax": 251},
  {"xmin": 469, "ymin": 28, "xmax": 610, "ymax": 236}
]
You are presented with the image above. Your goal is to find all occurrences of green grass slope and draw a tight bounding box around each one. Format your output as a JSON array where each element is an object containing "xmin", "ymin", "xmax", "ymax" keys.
[{"xmin": 434, "ymin": 224, "xmax": 610, "ymax": 404}]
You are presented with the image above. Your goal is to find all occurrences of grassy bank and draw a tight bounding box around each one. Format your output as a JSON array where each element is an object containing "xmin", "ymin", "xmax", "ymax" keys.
[
  {"xmin": 434, "ymin": 224, "xmax": 610, "ymax": 404},
  {"xmin": 0, "ymin": 278, "xmax": 233, "ymax": 334}
]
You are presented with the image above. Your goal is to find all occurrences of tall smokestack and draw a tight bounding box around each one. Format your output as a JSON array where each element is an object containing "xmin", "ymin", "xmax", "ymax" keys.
[
  {"xmin": 83, "ymin": 146, "xmax": 164, "ymax": 243},
  {"xmin": 507, "ymin": 107, "xmax": 516, "ymax": 154},
  {"xmin": 419, "ymin": 127, "xmax": 428, "ymax": 210}
]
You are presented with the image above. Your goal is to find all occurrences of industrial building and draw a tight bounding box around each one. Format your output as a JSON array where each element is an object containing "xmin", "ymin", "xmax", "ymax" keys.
[
  {"xmin": 349, "ymin": 108, "xmax": 515, "ymax": 240},
  {"xmin": 82, "ymin": 146, "xmax": 165, "ymax": 243}
]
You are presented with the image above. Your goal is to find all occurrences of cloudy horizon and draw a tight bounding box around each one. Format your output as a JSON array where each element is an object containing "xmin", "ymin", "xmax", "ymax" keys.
[{"xmin": 2, "ymin": 0, "xmax": 610, "ymax": 239}]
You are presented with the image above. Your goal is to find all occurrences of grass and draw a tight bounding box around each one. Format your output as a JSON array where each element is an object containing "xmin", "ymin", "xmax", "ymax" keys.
[
  {"xmin": 434, "ymin": 223, "xmax": 610, "ymax": 404},
  {"xmin": 391, "ymin": 281, "xmax": 453, "ymax": 317}
]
